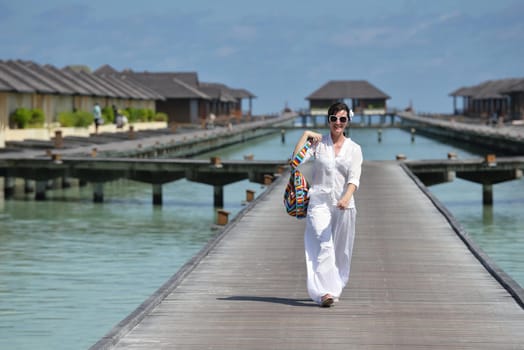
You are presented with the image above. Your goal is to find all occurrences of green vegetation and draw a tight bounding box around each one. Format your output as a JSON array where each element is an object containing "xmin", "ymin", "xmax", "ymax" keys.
[
  {"xmin": 153, "ymin": 112, "xmax": 168, "ymax": 122},
  {"xmin": 9, "ymin": 106, "xmax": 164, "ymax": 129},
  {"xmin": 123, "ymin": 107, "xmax": 166, "ymax": 122},
  {"xmin": 125, "ymin": 107, "xmax": 152, "ymax": 122},
  {"xmin": 10, "ymin": 108, "xmax": 46, "ymax": 128},
  {"xmin": 102, "ymin": 106, "xmax": 115, "ymax": 123},
  {"xmin": 58, "ymin": 111, "xmax": 93, "ymax": 127}
]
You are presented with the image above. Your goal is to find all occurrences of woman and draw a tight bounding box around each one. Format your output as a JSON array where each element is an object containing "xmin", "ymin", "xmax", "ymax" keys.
[{"xmin": 292, "ymin": 102, "xmax": 363, "ymax": 307}]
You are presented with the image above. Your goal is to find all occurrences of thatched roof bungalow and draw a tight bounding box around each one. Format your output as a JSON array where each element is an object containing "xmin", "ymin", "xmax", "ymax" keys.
[
  {"xmin": 449, "ymin": 78, "xmax": 524, "ymax": 121},
  {"xmin": 306, "ymin": 80, "xmax": 390, "ymax": 115}
]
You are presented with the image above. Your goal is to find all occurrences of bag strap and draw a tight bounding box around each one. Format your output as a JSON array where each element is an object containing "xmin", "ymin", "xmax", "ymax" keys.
[{"xmin": 290, "ymin": 139, "xmax": 312, "ymax": 169}]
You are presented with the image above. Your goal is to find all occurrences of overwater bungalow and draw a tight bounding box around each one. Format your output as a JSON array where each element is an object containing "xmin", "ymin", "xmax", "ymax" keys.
[
  {"xmin": 449, "ymin": 78, "xmax": 524, "ymax": 122},
  {"xmin": 306, "ymin": 80, "xmax": 390, "ymax": 116},
  {"xmin": 501, "ymin": 80, "xmax": 524, "ymax": 122}
]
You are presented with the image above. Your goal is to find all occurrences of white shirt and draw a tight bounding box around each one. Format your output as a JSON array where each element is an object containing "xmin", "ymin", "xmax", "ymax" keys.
[{"xmin": 303, "ymin": 133, "xmax": 362, "ymax": 208}]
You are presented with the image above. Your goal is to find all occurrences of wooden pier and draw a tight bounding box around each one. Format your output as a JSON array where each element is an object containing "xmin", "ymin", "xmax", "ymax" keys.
[
  {"xmin": 0, "ymin": 116, "xmax": 294, "ymax": 206},
  {"xmin": 90, "ymin": 161, "xmax": 524, "ymax": 349},
  {"xmin": 0, "ymin": 156, "xmax": 286, "ymax": 206},
  {"xmin": 404, "ymin": 156, "xmax": 524, "ymax": 204},
  {"xmin": 399, "ymin": 112, "xmax": 524, "ymax": 155}
]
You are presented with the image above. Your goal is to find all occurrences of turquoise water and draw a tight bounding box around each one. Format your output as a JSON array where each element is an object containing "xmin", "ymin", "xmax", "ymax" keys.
[{"xmin": 1, "ymin": 127, "xmax": 523, "ymax": 349}]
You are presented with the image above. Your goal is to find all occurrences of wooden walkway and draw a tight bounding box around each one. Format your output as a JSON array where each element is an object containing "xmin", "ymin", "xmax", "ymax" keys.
[{"xmin": 91, "ymin": 161, "xmax": 524, "ymax": 349}]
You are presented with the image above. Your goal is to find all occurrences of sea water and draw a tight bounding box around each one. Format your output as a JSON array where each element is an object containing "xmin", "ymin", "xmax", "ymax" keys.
[{"xmin": 0, "ymin": 127, "xmax": 522, "ymax": 349}]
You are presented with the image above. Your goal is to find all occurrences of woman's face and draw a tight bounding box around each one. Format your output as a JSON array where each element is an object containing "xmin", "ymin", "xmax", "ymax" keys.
[{"xmin": 328, "ymin": 109, "xmax": 348, "ymax": 135}]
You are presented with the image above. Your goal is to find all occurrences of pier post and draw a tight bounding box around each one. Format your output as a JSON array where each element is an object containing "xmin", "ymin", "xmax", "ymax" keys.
[
  {"xmin": 378, "ymin": 129, "xmax": 382, "ymax": 143},
  {"xmin": 4, "ymin": 177, "xmax": 15, "ymax": 198},
  {"xmin": 54, "ymin": 130, "xmax": 63, "ymax": 148},
  {"xmin": 152, "ymin": 184, "xmax": 162, "ymax": 206},
  {"xmin": 93, "ymin": 183, "xmax": 104, "ymax": 203},
  {"xmin": 485, "ymin": 154, "xmax": 497, "ymax": 167},
  {"xmin": 213, "ymin": 185, "xmax": 224, "ymax": 208},
  {"xmin": 216, "ymin": 209, "xmax": 230, "ymax": 225},
  {"xmin": 482, "ymin": 183, "xmax": 493, "ymax": 205},
  {"xmin": 210, "ymin": 156, "xmax": 222, "ymax": 167},
  {"xmin": 62, "ymin": 177, "xmax": 72, "ymax": 188},
  {"xmin": 246, "ymin": 189, "xmax": 255, "ymax": 202},
  {"xmin": 35, "ymin": 180, "xmax": 47, "ymax": 200},
  {"xmin": 24, "ymin": 179, "xmax": 34, "ymax": 193}
]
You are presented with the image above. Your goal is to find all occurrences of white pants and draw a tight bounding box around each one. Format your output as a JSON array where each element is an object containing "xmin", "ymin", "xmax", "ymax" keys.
[{"xmin": 304, "ymin": 194, "xmax": 357, "ymax": 304}]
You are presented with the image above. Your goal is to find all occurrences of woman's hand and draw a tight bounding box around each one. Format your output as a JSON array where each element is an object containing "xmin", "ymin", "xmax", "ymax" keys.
[
  {"xmin": 336, "ymin": 198, "xmax": 350, "ymax": 210},
  {"xmin": 293, "ymin": 130, "xmax": 321, "ymax": 158},
  {"xmin": 307, "ymin": 131, "xmax": 322, "ymax": 144},
  {"xmin": 337, "ymin": 183, "xmax": 357, "ymax": 210}
]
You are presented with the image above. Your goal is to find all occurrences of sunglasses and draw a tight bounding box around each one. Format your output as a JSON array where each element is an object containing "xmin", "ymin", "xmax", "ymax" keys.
[{"xmin": 328, "ymin": 115, "xmax": 349, "ymax": 123}]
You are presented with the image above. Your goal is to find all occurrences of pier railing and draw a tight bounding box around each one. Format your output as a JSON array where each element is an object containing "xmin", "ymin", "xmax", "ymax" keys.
[{"xmin": 0, "ymin": 157, "xmax": 288, "ymax": 207}]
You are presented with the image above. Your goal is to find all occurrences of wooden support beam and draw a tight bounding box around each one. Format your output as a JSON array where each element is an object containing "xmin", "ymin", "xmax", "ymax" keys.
[
  {"xmin": 153, "ymin": 184, "xmax": 162, "ymax": 206},
  {"xmin": 93, "ymin": 182, "xmax": 104, "ymax": 203},
  {"xmin": 35, "ymin": 180, "xmax": 47, "ymax": 200},
  {"xmin": 213, "ymin": 185, "xmax": 224, "ymax": 208}
]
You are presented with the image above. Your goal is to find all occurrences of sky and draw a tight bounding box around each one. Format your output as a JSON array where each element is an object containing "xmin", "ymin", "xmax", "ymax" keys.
[{"xmin": 0, "ymin": 0, "xmax": 523, "ymax": 115}]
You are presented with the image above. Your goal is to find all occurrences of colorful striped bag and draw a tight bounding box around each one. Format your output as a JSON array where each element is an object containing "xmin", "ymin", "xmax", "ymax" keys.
[{"xmin": 283, "ymin": 140, "xmax": 312, "ymax": 219}]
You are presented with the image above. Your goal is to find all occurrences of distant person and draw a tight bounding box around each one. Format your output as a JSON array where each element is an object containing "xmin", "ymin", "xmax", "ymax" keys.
[
  {"xmin": 290, "ymin": 101, "xmax": 363, "ymax": 307},
  {"xmin": 208, "ymin": 113, "xmax": 216, "ymax": 129},
  {"xmin": 490, "ymin": 111, "xmax": 498, "ymax": 127},
  {"xmin": 496, "ymin": 109, "xmax": 504, "ymax": 127},
  {"xmin": 115, "ymin": 110, "xmax": 128, "ymax": 128},
  {"xmin": 112, "ymin": 105, "xmax": 118, "ymax": 124},
  {"xmin": 93, "ymin": 102, "xmax": 103, "ymax": 134}
]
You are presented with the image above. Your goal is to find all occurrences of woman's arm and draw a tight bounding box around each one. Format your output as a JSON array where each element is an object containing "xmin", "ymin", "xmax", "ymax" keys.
[
  {"xmin": 336, "ymin": 183, "xmax": 357, "ymax": 209},
  {"xmin": 293, "ymin": 130, "xmax": 322, "ymax": 158},
  {"xmin": 337, "ymin": 145, "xmax": 363, "ymax": 209}
]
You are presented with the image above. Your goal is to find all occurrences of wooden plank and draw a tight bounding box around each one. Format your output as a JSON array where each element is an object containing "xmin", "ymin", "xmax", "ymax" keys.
[{"xmin": 92, "ymin": 161, "xmax": 524, "ymax": 349}]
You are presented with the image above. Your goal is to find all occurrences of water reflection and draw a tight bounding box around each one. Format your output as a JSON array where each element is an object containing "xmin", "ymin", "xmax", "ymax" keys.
[{"xmin": 482, "ymin": 205, "xmax": 494, "ymax": 226}]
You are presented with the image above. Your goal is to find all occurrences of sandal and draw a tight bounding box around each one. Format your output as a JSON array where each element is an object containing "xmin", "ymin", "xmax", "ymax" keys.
[{"xmin": 321, "ymin": 294, "xmax": 334, "ymax": 307}]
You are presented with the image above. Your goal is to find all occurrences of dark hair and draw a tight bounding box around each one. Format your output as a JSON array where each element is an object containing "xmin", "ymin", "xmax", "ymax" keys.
[{"xmin": 327, "ymin": 102, "xmax": 350, "ymax": 119}]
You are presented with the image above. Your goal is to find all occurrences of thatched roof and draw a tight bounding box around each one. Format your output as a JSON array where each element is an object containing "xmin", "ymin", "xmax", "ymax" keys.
[
  {"xmin": 306, "ymin": 80, "xmax": 390, "ymax": 100},
  {"xmin": 229, "ymin": 88, "xmax": 256, "ymax": 99},
  {"xmin": 501, "ymin": 79, "xmax": 524, "ymax": 94},
  {"xmin": 449, "ymin": 78, "xmax": 524, "ymax": 100},
  {"xmin": 114, "ymin": 69, "xmax": 256, "ymax": 102},
  {"xmin": 0, "ymin": 60, "xmax": 256, "ymax": 103},
  {"xmin": 120, "ymin": 71, "xmax": 210, "ymax": 99},
  {"xmin": 0, "ymin": 60, "xmax": 163, "ymax": 100},
  {"xmin": 199, "ymin": 82, "xmax": 238, "ymax": 103}
]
